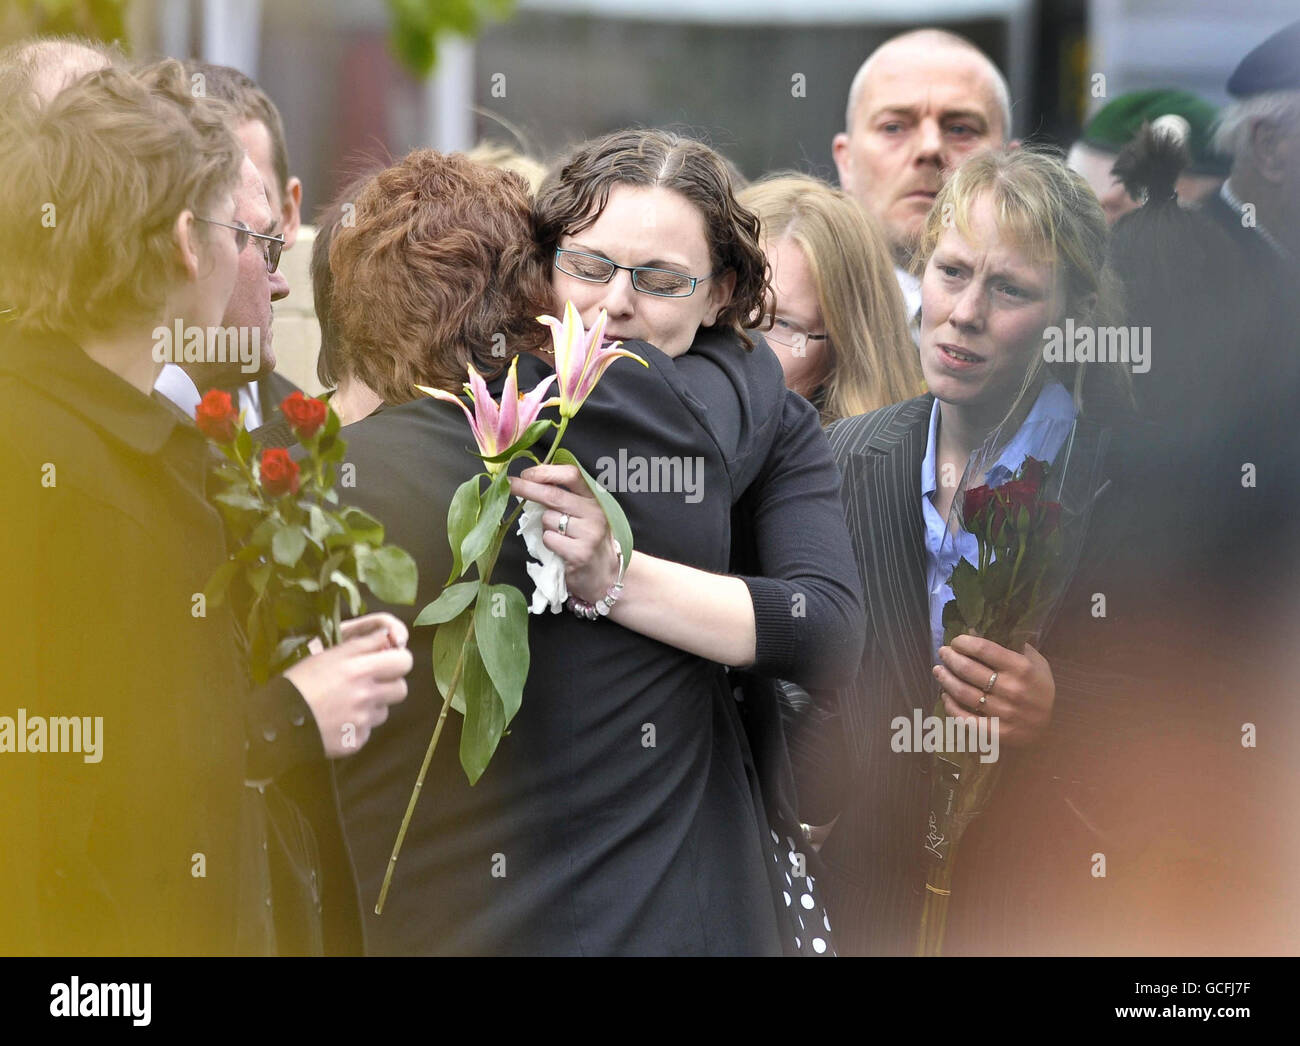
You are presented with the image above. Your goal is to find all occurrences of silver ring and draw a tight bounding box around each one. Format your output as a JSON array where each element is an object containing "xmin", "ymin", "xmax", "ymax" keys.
[
  {"xmin": 983, "ymin": 670, "xmax": 998, "ymax": 694},
  {"xmin": 978, "ymin": 693, "xmax": 988, "ymax": 710},
  {"xmin": 557, "ymin": 513, "xmax": 570, "ymax": 536}
]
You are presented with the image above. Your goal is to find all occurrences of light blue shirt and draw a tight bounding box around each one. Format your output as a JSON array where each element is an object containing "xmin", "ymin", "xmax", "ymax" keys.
[{"xmin": 921, "ymin": 381, "xmax": 1077, "ymax": 660}]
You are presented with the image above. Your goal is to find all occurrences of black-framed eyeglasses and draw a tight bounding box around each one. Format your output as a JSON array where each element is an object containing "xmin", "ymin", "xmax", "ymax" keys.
[
  {"xmin": 197, "ymin": 217, "xmax": 286, "ymax": 273},
  {"xmin": 763, "ymin": 316, "xmax": 830, "ymax": 350},
  {"xmin": 554, "ymin": 248, "xmax": 712, "ymax": 298}
]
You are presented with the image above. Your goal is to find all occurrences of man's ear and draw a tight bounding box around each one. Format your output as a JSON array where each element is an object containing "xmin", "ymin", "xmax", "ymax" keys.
[
  {"xmin": 705, "ymin": 270, "xmax": 738, "ymax": 326},
  {"xmin": 281, "ymin": 176, "xmax": 303, "ymax": 249},
  {"xmin": 832, "ymin": 132, "xmax": 854, "ymax": 194},
  {"xmin": 1249, "ymin": 119, "xmax": 1287, "ymax": 184},
  {"xmin": 174, "ymin": 210, "xmax": 201, "ymax": 281},
  {"xmin": 1007, "ymin": 138, "xmax": 1023, "ymax": 151}
]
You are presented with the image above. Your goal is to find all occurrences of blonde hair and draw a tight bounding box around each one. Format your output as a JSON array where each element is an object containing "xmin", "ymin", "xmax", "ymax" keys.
[
  {"xmin": 913, "ymin": 147, "xmax": 1131, "ymax": 417},
  {"xmin": 0, "ymin": 59, "xmax": 243, "ymax": 340},
  {"xmin": 740, "ymin": 173, "xmax": 922, "ymax": 422},
  {"xmin": 464, "ymin": 140, "xmax": 547, "ymax": 195}
]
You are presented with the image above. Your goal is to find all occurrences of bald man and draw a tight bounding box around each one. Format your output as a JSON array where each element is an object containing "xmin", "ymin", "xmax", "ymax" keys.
[
  {"xmin": 833, "ymin": 29, "xmax": 1014, "ymax": 328},
  {"xmin": 0, "ymin": 35, "xmax": 116, "ymax": 103}
]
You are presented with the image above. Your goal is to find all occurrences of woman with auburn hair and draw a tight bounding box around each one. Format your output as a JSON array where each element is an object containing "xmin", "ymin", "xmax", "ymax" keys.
[
  {"xmin": 738, "ymin": 172, "xmax": 921, "ymax": 422},
  {"xmin": 0, "ymin": 61, "xmax": 412, "ymax": 956},
  {"xmin": 329, "ymin": 137, "xmax": 863, "ymax": 955},
  {"xmin": 792, "ymin": 147, "xmax": 1198, "ymax": 955}
]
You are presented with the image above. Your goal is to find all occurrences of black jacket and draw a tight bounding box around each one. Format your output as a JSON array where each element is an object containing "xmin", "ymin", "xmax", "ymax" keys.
[
  {"xmin": 330, "ymin": 331, "xmax": 860, "ymax": 955},
  {"xmin": 0, "ymin": 330, "xmax": 359, "ymax": 955}
]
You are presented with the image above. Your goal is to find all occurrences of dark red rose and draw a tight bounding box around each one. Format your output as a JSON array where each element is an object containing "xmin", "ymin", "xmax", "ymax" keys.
[
  {"xmin": 1018, "ymin": 456, "xmax": 1048, "ymax": 493},
  {"xmin": 281, "ymin": 390, "xmax": 328, "ymax": 440},
  {"xmin": 195, "ymin": 388, "xmax": 238, "ymax": 443},
  {"xmin": 260, "ymin": 448, "xmax": 300, "ymax": 496},
  {"xmin": 1000, "ymin": 479, "xmax": 1039, "ymax": 518},
  {"xmin": 963, "ymin": 484, "xmax": 995, "ymax": 529}
]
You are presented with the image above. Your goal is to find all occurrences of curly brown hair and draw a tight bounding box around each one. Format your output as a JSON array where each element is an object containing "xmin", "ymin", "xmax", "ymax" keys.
[
  {"xmin": 533, "ymin": 129, "xmax": 769, "ymax": 349},
  {"xmin": 329, "ymin": 149, "xmax": 555, "ymax": 404}
]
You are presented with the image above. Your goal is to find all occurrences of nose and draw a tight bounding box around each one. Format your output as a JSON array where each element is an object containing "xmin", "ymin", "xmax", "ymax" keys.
[
  {"xmin": 598, "ymin": 267, "xmax": 636, "ymax": 320},
  {"xmin": 269, "ymin": 267, "xmax": 290, "ymax": 302},
  {"xmin": 947, "ymin": 278, "xmax": 986, "ymax": 332},
  {"xmin": 916, "ymin": 117, "xmax": 943, "ymax": 164}
]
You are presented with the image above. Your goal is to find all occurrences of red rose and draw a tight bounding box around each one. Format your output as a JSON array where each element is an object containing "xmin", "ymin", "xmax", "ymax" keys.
[
  {"xmin": 1018, "ymin": 456, "xmax": 1048, "ymax": 494},
  {"xmin": 1000, "ymin": 479, "xmax": 1039, "ymax": 517},
  {"xmin": 1040, "ymin": 500, "xmax": 1063, "ymax": 533},
  {"xmin": 260, "ymin": 448, "xmax": 300, "ymax": 496},
  {"xmin": 962, "ymin": 483, "xmax": 995, "ymax": 529},
  {"xmin": 195, "ymin": 388, "xmax": 238, "ymax": 443},
  {"xmin": 281, "ymin": 390, "xmax": 328, "ymax": 440}
]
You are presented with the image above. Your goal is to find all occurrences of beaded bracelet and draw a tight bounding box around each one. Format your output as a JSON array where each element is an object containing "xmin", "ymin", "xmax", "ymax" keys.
[{"xmin": 566, "ymin": 540, "xmax": 626, "ymax": 621}]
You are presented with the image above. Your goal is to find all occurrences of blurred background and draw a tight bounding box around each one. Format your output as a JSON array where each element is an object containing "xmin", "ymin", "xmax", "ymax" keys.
[{"xmin": 5, "ymin": 0, "xmax": 1300, "ymax": 216}]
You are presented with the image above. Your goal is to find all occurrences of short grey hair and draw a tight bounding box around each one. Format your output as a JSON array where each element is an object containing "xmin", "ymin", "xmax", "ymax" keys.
[
  {"xmin": 1211, "ymin": 89, "xmax": 1300, "ymax": 158},
  {"xmin": 844, "ymin": 28, "xmax": 1013, "ymax": 141}
]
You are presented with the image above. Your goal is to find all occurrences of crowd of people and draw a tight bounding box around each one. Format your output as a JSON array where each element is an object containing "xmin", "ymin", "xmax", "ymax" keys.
[{"xmin": 1, "ymin": 19, "xmax": 1297, "ymax": 956}]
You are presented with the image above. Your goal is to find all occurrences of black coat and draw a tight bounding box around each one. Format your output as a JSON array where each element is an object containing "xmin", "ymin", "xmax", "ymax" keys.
[
  {"xmin": 0, "ymin": 330, "xmax": 360, "ymax": 956},
  {"xmin": 330, "ymin": 331, "xmax": 861, "ymax": 955}
]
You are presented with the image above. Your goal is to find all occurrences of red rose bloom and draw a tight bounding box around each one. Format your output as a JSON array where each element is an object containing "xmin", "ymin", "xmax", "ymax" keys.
[
  {"xmin": 1018, "ymin": 456, "xmax": 1048, "ymax": 493},
  {"xmin": 281, "ymin": 390, "xmax": 328, "ymax": 440},
  {"xmin": 962, "ymin": 484, "xmax": 995, "ymax": 529},
  {"xmin": 260, "ymin": 448, "xmax": 300, "ymax": 496},
  {"xmin": 195, "ymin": 388, "xmax": 238, "ymax": 443},
  {"xmin": 1000, "ymin": 479, "xmax": 1039, "ymax": 519}
]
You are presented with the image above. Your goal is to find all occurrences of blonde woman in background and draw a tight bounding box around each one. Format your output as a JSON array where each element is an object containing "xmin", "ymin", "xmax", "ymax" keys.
[{"xmin": 740, "ymin": 173, "xmax": 921, "ymax": 423}]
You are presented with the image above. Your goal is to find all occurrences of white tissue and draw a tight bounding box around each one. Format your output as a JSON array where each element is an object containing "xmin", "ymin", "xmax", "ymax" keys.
[{"xmin": 516, "ymin": 498, "xmax": 568, "ymax": 614}]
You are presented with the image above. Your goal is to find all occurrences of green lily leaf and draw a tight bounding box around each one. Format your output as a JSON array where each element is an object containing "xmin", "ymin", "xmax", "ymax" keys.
[
  {"xmin": 477, "ymin": 419, "xmax": 554, "ymax": 465},
  {"xmin": 433, "ymin": 607, "xmax": 473, "ymax": 715},
  {"xmin": 550, "ymin": 448, "xmax": 634, "ymax": 571},
  {"xmin": 414, "ymin": 581, "xmax": 478, "ymax": 627},
  {"xmin": 459, "ymin": 468, "xmax": 509, "ymax": 573},
  {"xmin": 446, "ymin": 475, "xmax": 481, "ymax": 583},
  {"xmin": 458, "ymin": 639, "xmax": 506, "ymax": 785},
  {"xmin": 474, "ymin": 582, "xmax": 529, "ymax": 725}
]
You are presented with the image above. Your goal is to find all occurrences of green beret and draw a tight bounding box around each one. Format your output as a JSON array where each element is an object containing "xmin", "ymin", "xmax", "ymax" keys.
[{"xmin": 1082, "ymin": 88, "xmax": 1230, "ymax": 176}]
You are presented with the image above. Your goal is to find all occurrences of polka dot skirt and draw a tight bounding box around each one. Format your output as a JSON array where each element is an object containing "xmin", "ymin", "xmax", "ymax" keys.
[{"xmin": 771, "ymin": 829, "xmax": 835, "ymax": 956}]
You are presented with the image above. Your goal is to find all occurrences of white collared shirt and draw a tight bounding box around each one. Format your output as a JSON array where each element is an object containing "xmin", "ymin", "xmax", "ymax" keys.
[{"xmin": 154, "ymin": 363, "xmax": 263, "ymax": 429}]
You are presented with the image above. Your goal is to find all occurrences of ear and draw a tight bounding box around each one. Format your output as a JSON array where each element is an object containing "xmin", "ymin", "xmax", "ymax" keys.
[
  {"xmin": 1249, "ymin": 119, "xmax": 1288, "ymax": 183},
  {"xmin": 704, "ymin": 270, "xmax": 737, "ymax": 326},
  {"xmin": 832, "ymin": 132, "xmax": 853, "ymax": 194},
  {"xmin": 174, "ymin": 210, "xmax": 202, "ymax": 281},
  {"xmin": 1006, "ymin": 138, "xmax": 1023, "ymax": 152},
  {"xmin": 281, "ymin": 176, "xmax": 303, "ymax": 249}
]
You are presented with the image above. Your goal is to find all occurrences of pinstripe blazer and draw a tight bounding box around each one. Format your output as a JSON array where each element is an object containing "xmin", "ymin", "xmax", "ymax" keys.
[{"xmin": 790, "ymin": 393, "xmax": 1203, "ymax": 955}]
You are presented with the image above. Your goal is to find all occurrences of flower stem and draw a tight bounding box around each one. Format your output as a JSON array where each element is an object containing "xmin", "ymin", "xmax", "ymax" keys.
[{"xmin": 375, "ymin": 615, "xmax": 476, "ymax": 915}]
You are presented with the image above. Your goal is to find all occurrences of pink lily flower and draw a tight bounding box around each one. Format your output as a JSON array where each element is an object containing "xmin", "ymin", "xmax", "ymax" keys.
[
  {"xmin": 538, "ymin": 301, "xmax": 647, "ymax": 418},
  {"xmin": 417, "ymin": 357, "xmax": 558, "ymax": 473}
]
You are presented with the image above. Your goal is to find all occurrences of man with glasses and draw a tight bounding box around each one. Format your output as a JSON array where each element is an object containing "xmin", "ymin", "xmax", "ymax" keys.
[{"xmin": 155, "ymin": 156, "xmax": 300, "ymax": 428}]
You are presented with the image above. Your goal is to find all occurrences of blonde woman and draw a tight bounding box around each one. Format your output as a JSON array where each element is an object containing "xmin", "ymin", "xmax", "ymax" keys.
[
  {"xmin": 739, "ymin": 173, "xmax": 922, "ymax": 422},
  {"xmin": 796, "ymin": 148, "xmax": 1190, "ymax": 955}
]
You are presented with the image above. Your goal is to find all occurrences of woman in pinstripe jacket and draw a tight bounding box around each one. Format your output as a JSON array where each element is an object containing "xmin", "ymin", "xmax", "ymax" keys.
[{"xmin": 791, "ymin": 149, "xmax": 1199, "ymax": 955}]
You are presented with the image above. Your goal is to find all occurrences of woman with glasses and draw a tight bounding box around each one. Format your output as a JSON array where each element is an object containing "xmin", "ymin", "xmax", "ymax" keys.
[
  {"xmin": 0, "ymin": 60, "xmax": 411, "ymax": 955},
  {"xmin": 507, "ymin": 129, "xmax": 865, "ymax": 952},
  {"xmin": 321, "ymin": 138, "xmax": 861, "ymax": 954},
  {"xmin": 737, "ymin": 173, "xmax": 922, "ymax": 423}
]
